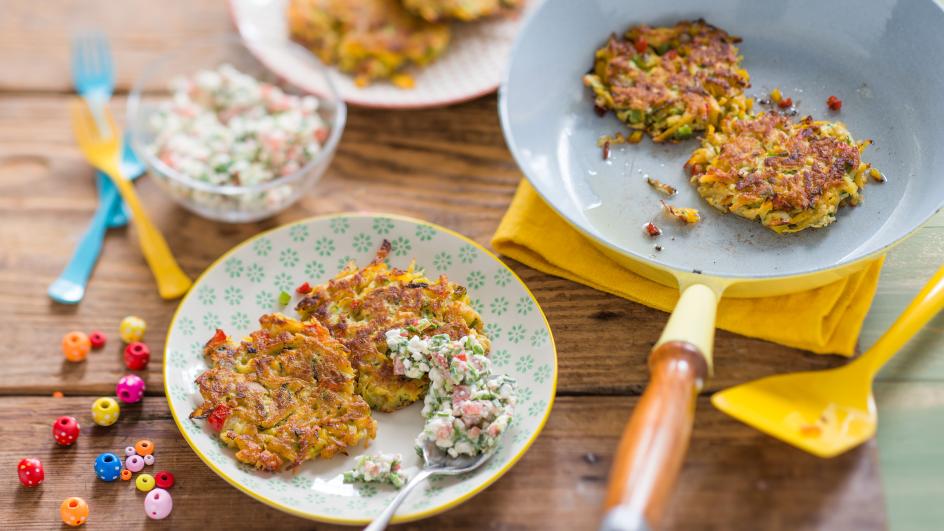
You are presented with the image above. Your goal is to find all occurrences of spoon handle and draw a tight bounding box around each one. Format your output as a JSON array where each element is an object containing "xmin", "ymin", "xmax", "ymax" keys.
[{"xmin": 364, "ymin": 468, "xmax": 435, "ymax": 531}]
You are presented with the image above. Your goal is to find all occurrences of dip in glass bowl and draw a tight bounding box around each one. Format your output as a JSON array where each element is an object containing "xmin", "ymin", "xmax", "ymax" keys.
[{"xmin": 127, "ymin": 35, "xmax": 345, "ymax": 222}]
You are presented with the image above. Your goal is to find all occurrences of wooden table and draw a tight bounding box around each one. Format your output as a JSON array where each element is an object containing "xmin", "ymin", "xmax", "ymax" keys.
[{"xmin": 4, "ymin": 1, "xmax": 942, "ymax": 529}]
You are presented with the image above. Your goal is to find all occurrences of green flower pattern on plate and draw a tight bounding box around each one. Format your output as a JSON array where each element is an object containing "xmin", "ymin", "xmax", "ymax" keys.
[
  {"xmin": 458, "ymin": 244, "xmax": 477, "ymax": 264},
  {"xmin": 231, "ymin": 311, "xmax": 251, "ymax": 330},
  {"xmin": 490, "ymin": 296, "xmax": 509, "ymax": 315},
  {"xmin": 253, "ymin": 238, "xmax": 272, "ymax": 257},
  {"xmin": 466, "ymin": 271, "xmax": 485, "ymax": 290},
  {"xmin": 515, "ymin": 354, "xmax": 534, "ymax": 374},
  {"xmin": 415, "ymin": 224, "xmax": 435, "ymax": 241},
  {"xmin": 508, "ymin": 324, "xmax": 526, "ymax": 343},
  {"xmin": 290, "ymin": 225, "xmax": 309, "ymax": 242},
  {"xmin": 225, "ymin": 257, "xmax": 244, "ymax": 279},
  {"xmin": 516, "ymin": 296, "xmax": 534, "ymax": 315},
  {"xmin": 163, "ymin": 215, "xmax": 555, "ymax": 523},
  {"xmin": 197, "ymin": 285, "xmax": 216, "ymax": 306},
  {"xmin": 280, "ymin": 248, "xmax": 300, "ymax": 268},
  {"xmin": 433, "ymin": 251, "xmax": 452, "ymax": 271},
  {"xmin": 314, "ymin": 237, "xmax": 335, "ymax": 257},
  {"xmin": 274, "ymin": 272, "xmax": 294, "ymax": 293},
  {"xmin": 352, "ymin": 233, "xmax": 372, "ymax": 253},
  {"xmin": 372, "ymin": 217, "xmax": 394, "ymax": 235},
  {"xmin": 391, "ymin": 236, "xmax": 411, "ymax": 257},
  {"xmin": 224, "ymin": 286, "xmax": 243, "ymax": 306},
  {"xmin": 247, "ymin": 263, "xmax": 265, "ymax": 283},
  {"xmin": 330, "ymin": 218, "xmax": 350, "ymax": 234},
  {"xmin": 337, "ymin": 256, "xmax": 353, "ymax": 271},
  {"xmin": 304, "ymin": 260, "xmax": 325, "ymax": 280}
]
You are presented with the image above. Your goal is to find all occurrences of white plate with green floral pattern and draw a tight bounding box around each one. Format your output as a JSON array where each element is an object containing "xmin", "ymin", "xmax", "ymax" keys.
[{"xmin": 164, "ymin": 213, "xmax": 557, "ymax": 524}]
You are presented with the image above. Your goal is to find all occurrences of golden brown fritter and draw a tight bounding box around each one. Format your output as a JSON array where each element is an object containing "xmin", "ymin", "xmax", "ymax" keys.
[
  {"xmin": 402, "ymin": 0, "xmax": 519, "ymax": 22},
  {"xmin": 296, "ymin": 240, "xmax": 489, "ymax": 412},
  {"xmin": 190, "ymin": 314, "xmax": 376, "ymax": 472},
  {"xmin": 687, "ymin": 112, "xmax": 873, "ymax": 233},
  {"xmin": 287, "ymin": 0, "xmax": 450, "ymax": 87},
  {"xmin": 583, "ymin": 19, "xmax": 751, "ymax": 142}
]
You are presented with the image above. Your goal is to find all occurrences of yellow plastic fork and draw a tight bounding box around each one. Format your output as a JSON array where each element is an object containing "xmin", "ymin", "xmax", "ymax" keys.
[
  {"xmin": 70, "ymin": 99, "xmax": 192, "ymax": 299},
  {"xmin": 712, "ymin": 262, "xmax": 944, "ymax": 457}
]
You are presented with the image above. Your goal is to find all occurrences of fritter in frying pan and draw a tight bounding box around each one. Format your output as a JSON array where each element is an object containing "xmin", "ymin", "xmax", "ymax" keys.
[
  {"xmin": 686, "ymin": 112, "xmax": 873, "ymax": 233},
  {"xmin": 296, "ymin": 240, "xmax": 489, "ymax": 412},
  {"xmin": 584, "ymin": 19, "xmax": 751, "ymax": 142},
  {"xmin": 190, "ymin": 313, "xmax": 376, "ymax": 472}
]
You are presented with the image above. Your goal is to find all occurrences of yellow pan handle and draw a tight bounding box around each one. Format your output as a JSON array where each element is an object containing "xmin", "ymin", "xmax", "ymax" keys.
[
  {"xmin": 858, "ymin": 262, "xmax": 944, "ymax": 376},
  {"xmin": 601, "ymin": 284, "xmax": 718, "ymax": 531},
  {"xmin": 101, "ymin": 164, "xmax": 192, "ymax": 300}
]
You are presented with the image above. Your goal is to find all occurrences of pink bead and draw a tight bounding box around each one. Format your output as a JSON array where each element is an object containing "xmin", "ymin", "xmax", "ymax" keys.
[
  {"xmin": 126, "ymin": 454, "xmax": 145, "ymax": 473},
  {"xmin": 115, "ymin": 374, "xmax": 145, "ymax": 404},
  {"xmin": 144, "ymin": 488, "xmax": 173, "ymax": 520},
  {"xmin": 125, "ymin": 446, "xmax": 137, "ymax": 457},
  {"xmin": 143, "ymin": 454, "xmax": 155, "ymax": 466}
]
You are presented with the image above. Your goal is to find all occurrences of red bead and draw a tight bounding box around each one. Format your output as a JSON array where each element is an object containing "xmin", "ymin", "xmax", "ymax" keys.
[
  {"xmin": 123, "ymin": 342, "xmax": 151, "ymax": 370},
  {"xmin": 53, "ymin": 416, "xmax": 80, "ymax": 446},
  {"xmin": 154, "ymin": 471, "xmax": 175, "ymax": 489},
  {"xmin": 18, "ymin": 458, "xmax": 44, "ymax": 487},
  {"xmin": 88, "ymin": 331, "xmax": 107, "ymax": 349}
]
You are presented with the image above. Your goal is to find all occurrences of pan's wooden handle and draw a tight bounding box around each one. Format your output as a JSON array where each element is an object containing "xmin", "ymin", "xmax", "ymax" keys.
[{"xmin": 600, "ymin": 341, "xmax": 708, "ymax": 531}]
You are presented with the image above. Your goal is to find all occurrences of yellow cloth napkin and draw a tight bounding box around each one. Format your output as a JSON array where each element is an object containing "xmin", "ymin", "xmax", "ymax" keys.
[{"xmin": 492, "ymin": 181, "xmax": 884, "ymax": 356}]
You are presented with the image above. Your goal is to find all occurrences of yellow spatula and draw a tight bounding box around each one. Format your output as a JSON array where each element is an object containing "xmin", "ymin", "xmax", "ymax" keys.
[{"xmin": 712, "ymin": 262, "xmax": 944, "ymax": 458}]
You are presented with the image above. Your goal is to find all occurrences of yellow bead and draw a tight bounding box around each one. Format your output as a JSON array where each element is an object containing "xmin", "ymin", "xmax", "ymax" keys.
[
  {"xmin": 90, "ymin": 397, "xmax": 120, "ymax": 427},
  {"xmin": 119, "ymin": 316, "xmax": 146, "ymax": 343},
  {"xmin": 135, "ymin": 473, "xmax": 155, "ymax": 493}
]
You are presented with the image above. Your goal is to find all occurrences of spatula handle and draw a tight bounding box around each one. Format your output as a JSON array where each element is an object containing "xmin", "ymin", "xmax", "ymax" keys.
[{"xmin": 600, "ymin": 341, "xmax": 707, "ymax": 531}]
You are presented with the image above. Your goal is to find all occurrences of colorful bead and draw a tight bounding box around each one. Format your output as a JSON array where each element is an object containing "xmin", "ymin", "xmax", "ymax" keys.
[
  {"xmin": 17, "ymin": 457, "xmax": 44, "ymax": 487},
  {"xmin": 94, "ymin": 453, "xmax": 122, "ymax": 482},
  {"xmin": 60, "ymin": 497, "xmax": 89, "ymax": 527},
  {"xmin": 120, "ymin": 469, "xmax": 132, "ymax": 481},
  {"xmin": 91, "ymin": 397, "xmax": 120, "ymax": 426},
  {"xmin": 123, "ymin": 342, "xmax": 151, "ymax": 370},
  {"xmin": 88, "ymin": 331, "xmax": 107, "ymax": 349},
  {"xmin": 135, "ymin": 473, "xmax": 155, "ymax": 492},
  {"xmin": 135, "ymin": 439, "xmax": 155, "ymax": 456},
  {"xmin": 125, "ymin": 446, "xmax": 137, "ymax": 457},
  {"xmin": 126, "ymin": 454, "xmax": 145, "ymax": 473},
  {"xmin": 116, "ymin": 374, "xmax": 145, "ymax": 404},
  {"xmin": 143, "ymin": 454, "xmax": 155, "ymax": 466},
  {"xmin": 119, "ymin": 316, "xmax": 146, "ymax": 343},
  {"xmin": 62, "ymin": 331, "xmax": 91, "ymax": 362},
  {"xmin": 144, "ymin": 488, "xmax": 173, "ymax": 520},
  {"xmin": 154, "ymin": 470, "xmax": 174, "ymax": 489},
  {"xmin": 53, "ymin": 416, "xmax": 80, "ymax": 446}
]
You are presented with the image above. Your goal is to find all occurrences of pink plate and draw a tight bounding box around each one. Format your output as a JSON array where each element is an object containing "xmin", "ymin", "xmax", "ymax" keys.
[{"xmin": 228, "ymin": 0, "xmax": 534, "ymax": 109}]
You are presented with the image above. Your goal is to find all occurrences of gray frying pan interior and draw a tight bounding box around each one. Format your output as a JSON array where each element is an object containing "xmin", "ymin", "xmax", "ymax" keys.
[{"xmin": 500, "ymin": 0, "xmax": 944, "ymax": 281}]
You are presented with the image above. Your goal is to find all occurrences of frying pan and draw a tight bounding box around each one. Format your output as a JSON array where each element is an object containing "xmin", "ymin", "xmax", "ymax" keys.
[{"xmin": 499, "ymin": 0, "xmax": 944, "ymax": 528}]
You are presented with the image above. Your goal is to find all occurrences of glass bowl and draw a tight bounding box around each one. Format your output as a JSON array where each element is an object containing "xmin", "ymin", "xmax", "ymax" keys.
[{"xmin": 126, "ymin": 35, "xmax": 346, "ymax": 223}]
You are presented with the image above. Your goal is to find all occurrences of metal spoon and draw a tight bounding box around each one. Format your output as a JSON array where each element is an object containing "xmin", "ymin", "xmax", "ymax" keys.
[{"xmin": 364, "ymin": 441, "xmax": 496, "ymax": 531}]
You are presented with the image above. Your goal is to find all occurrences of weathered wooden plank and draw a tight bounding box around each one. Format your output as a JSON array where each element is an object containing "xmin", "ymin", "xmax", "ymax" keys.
[{"xmin": 0, "ymin": 396, "xmax": 885, "ymax": 530}]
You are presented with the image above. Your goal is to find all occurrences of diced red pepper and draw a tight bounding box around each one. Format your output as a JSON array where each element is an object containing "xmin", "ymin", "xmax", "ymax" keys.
[
  {"xmin": 826, "ymin": 95, "xmax": 842, "ymax": 111},
  {"xmin": 296, "ymin": 281, "xmax": 312, "ymax": 294},
  {"xmin": 206, "ymin": 328, "xmax": 227, "ymax": 347},
  {"xmin": 644, "ymin": 222, "xmax": 662, "ymax": 237},
  {"xmin": 207, "ymin": 404, "xmax": 231, "ymax": 432},
  {"xmin": 634, "ymin": 38, "xmax": 648, "ymax": 53},
  {"xmin": 778, "ymin": 97, "xmax": 793, "ymax": 109},
  {"xmin": 314, "ymin": 128, "xmax": 329, "ymax": 143}
]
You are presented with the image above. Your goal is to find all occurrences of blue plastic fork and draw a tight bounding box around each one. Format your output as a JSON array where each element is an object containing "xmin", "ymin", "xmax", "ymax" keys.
[{"xmin": 48, "ymin": 33, "xmax": 145, "ymax": 304}]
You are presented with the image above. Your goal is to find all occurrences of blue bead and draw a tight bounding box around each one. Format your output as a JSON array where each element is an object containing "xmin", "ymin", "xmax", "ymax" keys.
[{"xmin": 94, "ymin": 452, "xmax": 122, "ymax": 482}]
